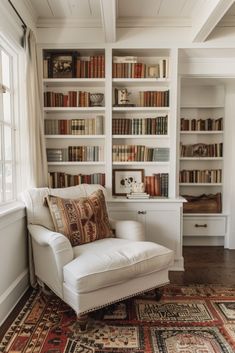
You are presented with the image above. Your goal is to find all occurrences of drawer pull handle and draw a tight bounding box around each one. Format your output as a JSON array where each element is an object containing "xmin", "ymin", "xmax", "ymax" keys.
[
  {"xmin": 195, "ymin": 224, "xmax": 207, "ymax": 228},
  {"xmin": 138, "ymin": 211, "xmax": 146, "ymax": 215}
]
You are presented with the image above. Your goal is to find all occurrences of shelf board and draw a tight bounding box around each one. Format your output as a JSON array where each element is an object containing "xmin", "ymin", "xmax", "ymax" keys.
[
  {"xmin": 112, "ymin": 78, "xmax": 170, "ymax": 87},
  {"xmin": 180, "ymin": 157, "xmax": 223, "ymax": 161},
  {"xmin": 113, "ymin": 161, "xmax": 169, "ymax": 166},
  {"xmin": 44, "ymin": 107, "xmax": 106, "ymax": 112},
  {"xmin": 45, "ymin": 135, "xmax": 105, "ymax": 139},
  {"xmin": 112, "ymin": 134, "xmax": 169, "ymax": 139},
  {"xmin": 112, "ymin": 107, "xmax": 170, "ymax": 112},
  {"xmin": 43, "ymin": 78, "xmax": 105, "ymax": 87},
  {"xmin": 108, "ymin": 197, "xmax": 183, "ymax": 203},
  {"xmin": 180, "ymin": 131, "xmax": 223, "ymax": 135},
  {"xmin": 183, "ymin": 213, "xmax": 226, "ymax": 217},
  {"xmin": 181, "ymin": 105, "xmax": 224, "ymax": 109},
  {"xmin": 47, "ymin": 161, "xmax": 105, "ymax": 165},
  {"xmin": 179, "ymin": 183, "xmax": 222, "ymax": 186}
]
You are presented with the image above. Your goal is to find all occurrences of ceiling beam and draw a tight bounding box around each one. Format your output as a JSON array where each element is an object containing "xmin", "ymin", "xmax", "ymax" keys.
[
  {"xmin": 100, "ymin": 0, "xmax": 116, "ymax": 43},
  {"xmin": 192, "ymin": 0, "xmax": 235, "ymax": 42}
]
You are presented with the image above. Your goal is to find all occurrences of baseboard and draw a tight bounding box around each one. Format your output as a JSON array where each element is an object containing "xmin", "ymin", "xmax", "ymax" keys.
[
  {"xmin": 170, "ymin": 257, "xmax": 184, "ymax": 271},
  {"xmin": 0, "ymin": 269, "xmax": 29, "ymax": 326},
  {"xmin": 183, "ymin": 236, "xmax": 224, "ymax": 246}
]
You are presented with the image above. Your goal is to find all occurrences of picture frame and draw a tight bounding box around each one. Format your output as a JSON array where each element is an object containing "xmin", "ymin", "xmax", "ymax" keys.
[
  {"xmin": 146, "ymin": 64, "xmax": 159, "ymax": 78},
  {"xmin": 50, "ymin": 52, "xmax": 75, "ymax": 78},
  {"xmin": 112, "ymin": 169, "xmax": 144, "ymax": 196}
]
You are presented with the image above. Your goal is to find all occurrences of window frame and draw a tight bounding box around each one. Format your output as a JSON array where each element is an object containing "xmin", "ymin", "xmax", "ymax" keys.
[{"xmin": 0, "ymin": 34, "xmax": 20, "ymax": 205}]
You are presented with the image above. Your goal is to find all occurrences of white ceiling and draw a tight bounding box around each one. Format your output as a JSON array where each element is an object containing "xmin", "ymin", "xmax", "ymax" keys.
[{"xmin": 18, "ymin": 0, "xmax": 235, "ymax": 42}]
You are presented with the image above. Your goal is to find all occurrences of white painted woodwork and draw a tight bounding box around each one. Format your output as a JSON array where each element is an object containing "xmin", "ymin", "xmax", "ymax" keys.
[
  {"xmin": 0, "ymin": 207, "xmax": 28, "ymax": 325},
  {"xmin": 183, "ymin": 216, "xmax": 226, "ymax": 237},
  {"xmin": 100, "ymin": 0, "xmax": 116, "ymax": 43},
  {"xmin": 108, "ymin": 199, "xmax": 184, "ymax": 271},
  {"xmin": 191, "ymin": 0, "xmax": 235, "ymax": 42}
]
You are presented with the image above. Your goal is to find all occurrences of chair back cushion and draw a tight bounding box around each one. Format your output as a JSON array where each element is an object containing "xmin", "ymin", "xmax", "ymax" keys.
[
  {"xmin": 45, "ymin": 189, "xmax": 113, "ymax": 246},
  {"xmin": 23, "ymin": 184, "xmax": 107, "ymax": 230}
]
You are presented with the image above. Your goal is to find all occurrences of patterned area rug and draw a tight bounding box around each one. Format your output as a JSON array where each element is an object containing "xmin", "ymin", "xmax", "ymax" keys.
[{"xmin": 1, "ymin": 285, "xmax": 235, "ymax": 353}]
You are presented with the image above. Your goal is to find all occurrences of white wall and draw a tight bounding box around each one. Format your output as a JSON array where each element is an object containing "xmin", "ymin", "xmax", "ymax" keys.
[
  {"xmin": 224, "ymin": 84, "xmax": 235, "ymax": 249},
  {"xmin": 0, "ymin": 207, "xmax": 28, "ymax": 325}
]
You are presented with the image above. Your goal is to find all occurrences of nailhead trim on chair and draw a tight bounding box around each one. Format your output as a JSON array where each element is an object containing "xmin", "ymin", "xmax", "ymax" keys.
[{"xmin": 78, "ymin": 281, "xmax": 170, "ymax": 315}]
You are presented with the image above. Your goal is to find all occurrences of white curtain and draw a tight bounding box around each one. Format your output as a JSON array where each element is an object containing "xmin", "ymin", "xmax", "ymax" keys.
[
  {"xmin": 25, "ymin": 29, "xmax": 48, "ymax": 287},
  {"xmin": 26, "ymin": 29, "xmax": 48, "ymax": 187}
]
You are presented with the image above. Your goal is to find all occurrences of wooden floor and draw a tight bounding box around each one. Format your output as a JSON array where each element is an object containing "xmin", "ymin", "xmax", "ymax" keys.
[
  {"xmin": 1, "ymin": 246, "xmax": 235, "ymax": 340},
  {"xmin": 170, "ymin": 246, "xmax": 235, "ymax": 286}
]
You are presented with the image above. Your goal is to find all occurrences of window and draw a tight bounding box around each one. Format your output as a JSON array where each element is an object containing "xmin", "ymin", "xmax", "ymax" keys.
[{"xmin": 0, "ymin": 39, "xmax": 17, "ymax": 203}]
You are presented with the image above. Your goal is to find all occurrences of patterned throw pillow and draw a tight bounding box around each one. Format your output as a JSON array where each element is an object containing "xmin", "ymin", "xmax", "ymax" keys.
[{"xmin": 45, "ymin": 189, "xmax": 113, "ymax": 247}]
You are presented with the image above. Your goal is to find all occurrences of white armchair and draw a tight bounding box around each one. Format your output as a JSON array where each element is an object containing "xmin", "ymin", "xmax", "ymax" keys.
[{"xmin": 23, "ymin": 184, "xmax": 173, "ymax": 327}]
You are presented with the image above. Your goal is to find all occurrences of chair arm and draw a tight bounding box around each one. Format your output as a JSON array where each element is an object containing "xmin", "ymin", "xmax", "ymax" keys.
[
  {"xmin": 109, "ymin": 219, "xmax": 145, "ymax": 241},
  {"xmin": 28, "ymin": 224, "xmax": 73, "ymax": 297}
]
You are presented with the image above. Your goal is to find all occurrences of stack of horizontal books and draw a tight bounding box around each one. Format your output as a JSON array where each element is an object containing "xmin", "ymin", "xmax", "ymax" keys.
[{"xmin": 126, "ymin": 192, "xmax": 150, "ymax": 199}]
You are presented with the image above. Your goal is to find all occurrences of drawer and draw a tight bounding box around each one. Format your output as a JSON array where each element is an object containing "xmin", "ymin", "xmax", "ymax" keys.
[{"xmin": 183, "ymin": 216, "xmax": 226, "ymax": 236}]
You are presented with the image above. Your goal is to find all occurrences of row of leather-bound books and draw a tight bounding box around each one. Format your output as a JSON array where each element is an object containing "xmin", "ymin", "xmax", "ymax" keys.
[
  {"xmin": 180, "ymin": 143, "xmax": 223, "ymax": 158},
  {"xmin": 48, "ymin": 172, "xmax": 105, "ymax": 188},
  {"xmin": 44, "ymin": 91, "xmax": 92, "ymax": 107},
  {"xmin": 180, "ymin": 117, "xmax": 223, "ymax": 131},
  {"xmin": 112, "ymin": 145, "xmax": 169, "ymax": 162},
  {"xmin": 179, "ymin": 169, "xmax": 222, "ymax": 183},
  {"xmin": 44, "ymin": 116, "xmax": 104, "ymax": 135},
  {"xmin": 46, "ymin": 146, "xmax": 104, "ymax": 162},
  {"xmin": 112, "ymin": 116, "xmax": 168, "ymax": 135},
  {"xmin": 144, "ymin": 174, "xmax": 169, "ymax": 197}
]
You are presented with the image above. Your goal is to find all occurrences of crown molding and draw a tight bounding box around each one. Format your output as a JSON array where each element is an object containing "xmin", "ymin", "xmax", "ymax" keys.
[
  {"xmin": 36, "ymin": 17, "xmax": 102, "ymax": 28},
  {"xmin": 117, "ymin": 17, "xmax": 191, "ymax": 28}
]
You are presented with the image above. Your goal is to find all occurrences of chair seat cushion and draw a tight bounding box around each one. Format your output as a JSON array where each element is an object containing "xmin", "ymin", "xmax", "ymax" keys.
[{"xmin": 63, "ymin": 238, "xmax": 173, "ymax": 293}]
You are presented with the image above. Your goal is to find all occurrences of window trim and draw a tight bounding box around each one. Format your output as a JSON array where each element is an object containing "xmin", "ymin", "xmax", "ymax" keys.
[{"xmin": 0, "ymin": 33, "xmax": 22, "ymax": 205}]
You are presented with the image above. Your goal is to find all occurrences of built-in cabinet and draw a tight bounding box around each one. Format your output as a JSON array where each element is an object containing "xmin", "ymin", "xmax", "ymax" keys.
[
  {"xmin": 179, "ymin": 79, "xmax": 227, "ymax": 245},
  {"xmin": 108, "ymin": 199, "xmax": 184, "ymax": 270}
]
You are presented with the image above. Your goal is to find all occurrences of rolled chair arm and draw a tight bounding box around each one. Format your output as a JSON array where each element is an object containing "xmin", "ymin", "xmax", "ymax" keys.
[
  {"xmin": 28, "ymin": 224, "xmax": 73, "ymax": 297},
  {"xmin": 109, "ymin": 219, "xmax": 145, "ymax": 241}
]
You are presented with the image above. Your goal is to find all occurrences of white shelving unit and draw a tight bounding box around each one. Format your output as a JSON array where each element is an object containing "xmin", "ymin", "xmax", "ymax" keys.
[
  {"xmin": 179, "ymin": 78, "xmax": 226, "ymax": 245},
  {"xmin": 43, "ymin": 48, "xmax": 107, "ymax": 188},
  {"xmin": 111, "ymin": 48, "xmax": 176, "ymax": 198}
]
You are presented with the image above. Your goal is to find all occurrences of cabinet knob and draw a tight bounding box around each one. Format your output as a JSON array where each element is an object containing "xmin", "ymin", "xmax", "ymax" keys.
[
  {"xmin": 138, "ymin": 211, "xmax": 146, "ymax": 215},
  {"xmin": 195, "ymin": 223, "xmax": 207, "ymax": 228}
]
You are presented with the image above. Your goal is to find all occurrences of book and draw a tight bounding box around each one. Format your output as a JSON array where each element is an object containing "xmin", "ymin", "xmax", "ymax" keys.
[
  {"xmin": 127, "ymin": 193, "xmax": 150, "ymax": 199},
  {"xmin": 113, "ymin": 56, "xmax": 138, "ymax": 63}
]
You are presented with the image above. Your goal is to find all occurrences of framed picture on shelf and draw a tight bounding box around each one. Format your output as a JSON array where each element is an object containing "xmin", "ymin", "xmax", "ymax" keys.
[
  {"xmin": 50, "ymin": 52, "xmax": 75, "ymax": 78},
  {"xmin": 146, "ymin": 64, "xmax": 159, "ymax": 78},
  {"xmin": 112, "ymin": 169, "xmax": 144, "ymax": 196}
]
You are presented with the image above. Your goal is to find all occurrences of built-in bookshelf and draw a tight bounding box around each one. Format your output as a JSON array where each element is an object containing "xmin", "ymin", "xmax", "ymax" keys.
[
  {"xmin": 179, "ymin": 80, "xmax": 224, "ymax": 213},
  {"xmin": 42, "ymin": 48, "xmax": 176, "ymax": 198},
  {"xmin": 111, "ymin": 49, "xmax": 173, "ymax": 198},
  {"xmin": 43, "ymin": 49, "xmax": 106, "ymax": 188}
]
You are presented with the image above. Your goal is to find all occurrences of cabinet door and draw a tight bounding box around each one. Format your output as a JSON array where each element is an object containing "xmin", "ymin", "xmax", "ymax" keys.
[
  {"xmin": 145, "ymin": 210, "xmax": 180, "ymax": 251},
  {"xmin": 108, "ymin": 210, "xmax": 140, "ymax": 222}
]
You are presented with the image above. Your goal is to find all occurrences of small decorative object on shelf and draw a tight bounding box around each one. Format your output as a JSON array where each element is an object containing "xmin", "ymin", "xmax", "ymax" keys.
[
  {"xmin": 51, "ymin": 53, "xmax": 73, "ymax": 78},
  {"xmin": 183, "ymin": 193, "xmax": 222, "ymax": 214},
  {"xmin": 127, "ymin": 192, "xmax": 150, "ymax": 199},
  {"xmin": 90, "ymin": 93, "xmax": 104, "ymax": 107},
  {"xmin": 127, "ymin": 181, "xmax": 150, "ymax": 199},
  {"xmin": 112, "ymin": 169, "xmax": 144, "ymax": 196},
  {"xmin": 113, "ymin": 88, "xmax": 135, "ymax": 107}
]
